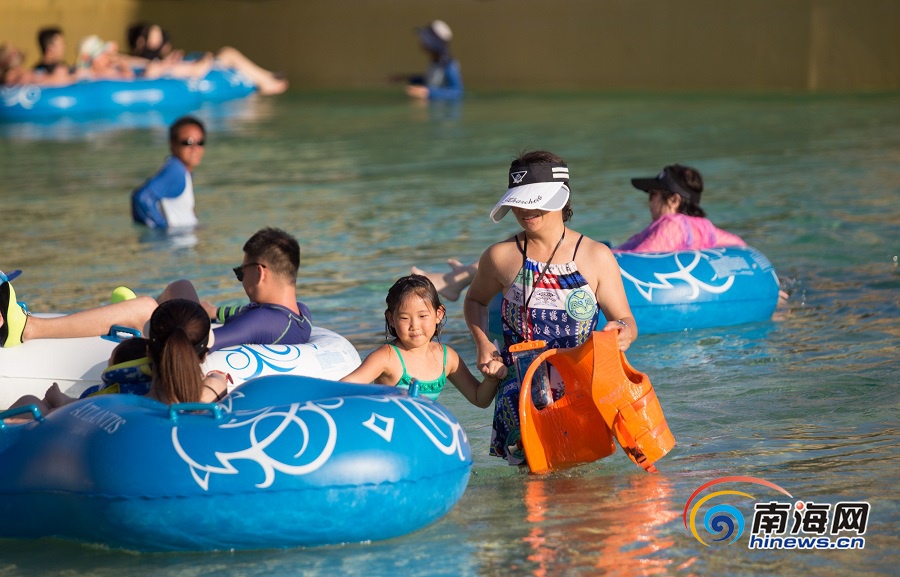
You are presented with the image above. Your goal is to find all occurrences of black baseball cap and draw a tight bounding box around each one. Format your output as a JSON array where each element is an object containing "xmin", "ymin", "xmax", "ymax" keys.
[{"xmin": 631, "ymin": 164, "xmax": 703, "ymax": 205}]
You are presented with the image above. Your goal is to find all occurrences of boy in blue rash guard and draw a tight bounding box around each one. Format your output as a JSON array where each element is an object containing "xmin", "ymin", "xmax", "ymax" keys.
[
  {"xmin": 131, "ymin": 116, "xmax": 205, "ymax": 229},
  {"xmin": 1, "ymin": 228, "xmax": 311, "ymax": 350}
]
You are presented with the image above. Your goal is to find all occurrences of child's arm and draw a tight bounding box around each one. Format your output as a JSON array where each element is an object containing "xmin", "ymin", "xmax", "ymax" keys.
[
  {"xmin": 445, "ymin": 347, "xmax": 508, "ymax": 408},
  {"xmin": 340, "ymin": 345, "xmax": 398, "ymax": 385}
]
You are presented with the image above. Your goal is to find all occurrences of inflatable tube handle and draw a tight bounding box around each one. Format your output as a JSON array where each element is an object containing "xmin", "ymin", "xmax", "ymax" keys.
[
  {"xmin": 168, "ymin": 403, "xmax": 225, "ymax": 422},
  {"xmin": 0, "ymin": 269, "xmax": 22, "ymax": 282},
  {"xmin": 102, "ymin": 325, "xmax": 142, "ymax": 342},
  {"xmin": 0, "ymin": 403, "xmax": 44, "ymax": 427}
]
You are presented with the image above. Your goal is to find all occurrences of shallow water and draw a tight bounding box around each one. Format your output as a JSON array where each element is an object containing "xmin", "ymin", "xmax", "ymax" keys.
[{"xmin": 0, "ymin": 91, "xmax": 898, "ymax": 576}]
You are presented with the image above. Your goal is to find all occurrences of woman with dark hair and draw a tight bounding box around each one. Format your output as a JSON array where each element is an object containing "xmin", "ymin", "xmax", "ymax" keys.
[
  {"xmin": 145, "ymin": 298, "xmax": 228, "ymax": 404},
  {"xmin": 616, "ymin": 164, "xmax": 745, "ymax": 252},
  {"xmin": 463, "ymin": 150, "xmax": 636, "ymax": 465}
]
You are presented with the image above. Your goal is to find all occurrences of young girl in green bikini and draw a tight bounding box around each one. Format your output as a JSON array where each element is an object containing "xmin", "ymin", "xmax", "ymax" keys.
[{"xmin": 341, "ymin": 274, "xmax": 506, "ymax": 407}]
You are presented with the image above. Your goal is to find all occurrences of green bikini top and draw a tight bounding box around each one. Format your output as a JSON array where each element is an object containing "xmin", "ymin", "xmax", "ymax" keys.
[{"xmin": 390, "ymin": 343, "xmax": 447, "ymax": 401}]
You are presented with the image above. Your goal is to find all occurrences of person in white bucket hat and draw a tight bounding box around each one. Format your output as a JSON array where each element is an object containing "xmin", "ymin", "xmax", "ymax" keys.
[
  {"xmin": 76, "ymin": 34, "xmax": 134, "ymax": 80},
  {"xmin": 461, "ymin": 150, "xmax": 636, "ymax": 465},
  {"xmin": 401, "ymin": 19, "xmax": 463, "ymax": 101}
]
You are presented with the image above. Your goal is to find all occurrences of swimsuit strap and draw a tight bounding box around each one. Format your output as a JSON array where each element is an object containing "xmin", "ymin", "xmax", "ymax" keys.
[
  {"xmin": 572, "ymin": 234, "xmax": 585, "ymax": 259},
  {"xmin": 389, "ymin": 344, "xmax": 409, "ymax": 375},
  {"xmin": 392, "ymin": 343, "xmax": 446, "ymax": 376}
]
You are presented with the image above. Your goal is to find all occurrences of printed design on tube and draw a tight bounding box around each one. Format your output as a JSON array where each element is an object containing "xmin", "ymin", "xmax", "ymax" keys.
[
  {"xmin": 172, "ymin": 394, "xmax": 468, "ymax": 491},
  {"xmin": 219, "ymin": 344, "xmax": 305, "ymax": 379},
  {"xmin": 619, "ymin": 249, "xmax": 737, "ymax": 301}
]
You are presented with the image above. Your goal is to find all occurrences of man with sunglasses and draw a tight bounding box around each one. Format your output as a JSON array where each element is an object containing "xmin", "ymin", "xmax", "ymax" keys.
[
  {"xmin": 1, "ymin": 227, "xmax": 311, "ymax": 351},
  {"xmin": 203, "ymin": 227, "xmax": 311, "ymax": 351},
  {"xmin": 131, "ymin": 116, "xmax": 206, "ymax": 229}
]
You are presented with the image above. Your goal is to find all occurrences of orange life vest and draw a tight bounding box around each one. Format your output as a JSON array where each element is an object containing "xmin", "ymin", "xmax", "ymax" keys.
[{"xmin": 518, "ymin": 330, "xmax": 675, "ymax": 473}]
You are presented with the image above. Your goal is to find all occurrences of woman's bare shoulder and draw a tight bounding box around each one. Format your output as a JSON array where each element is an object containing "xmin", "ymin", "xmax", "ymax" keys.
[
  {"xmin": 572, "ymin": 232, "xmax": 619, "ymax": 276},
  {"xmin": 482, "ymin": 234, "xmax": 520, "ymax": 263},
  {"xmin": 580, "ymin": 235, "xmax": 616, "ymax": 257}
]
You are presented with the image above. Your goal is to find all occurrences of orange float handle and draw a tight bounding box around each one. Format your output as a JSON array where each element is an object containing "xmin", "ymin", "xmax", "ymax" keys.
[{"xmin": 519, "ymin": 347, "xmax": 562, "ymax": 412}]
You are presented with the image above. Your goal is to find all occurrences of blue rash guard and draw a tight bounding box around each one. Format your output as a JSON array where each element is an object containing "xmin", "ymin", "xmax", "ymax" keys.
[
  {"xmin": 131, "ymin": 156, "xmax": 198, "ymax": 229},
  {"xmin": 424, "ymin": 58, "xmax": 463, "ymax": 101},
  {"xmin": 211, "ymin": 301, "xmax": 312, "ymax": 352}
]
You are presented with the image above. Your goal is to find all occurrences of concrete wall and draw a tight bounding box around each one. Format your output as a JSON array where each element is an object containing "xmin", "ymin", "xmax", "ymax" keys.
[{"xmin": 3, "ymin": 0, "xmax": 899, "ymax": 92}]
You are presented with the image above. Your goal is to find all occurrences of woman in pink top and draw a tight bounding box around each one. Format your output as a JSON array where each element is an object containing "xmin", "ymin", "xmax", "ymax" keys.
[{"xmin": 616, "ymin": 164, "xmax": 745, "ymax": 253}]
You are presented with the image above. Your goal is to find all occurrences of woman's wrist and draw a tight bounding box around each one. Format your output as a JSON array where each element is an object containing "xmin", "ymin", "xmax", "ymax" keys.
[
  {"xmin": 474, "ymin": 338, "xmax": 498, "ymax": 354},
  {"xmin": 206, "ymin": 370, "xmax": 233, "ymax": 385}
]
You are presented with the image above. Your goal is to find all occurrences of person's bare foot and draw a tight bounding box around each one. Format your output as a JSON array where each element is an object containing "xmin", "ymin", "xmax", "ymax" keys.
[
  {"xmin": 411, "ymin": 258, "xmax": 475, "ymax": 302},
  {"xmin": 192, "ymin": 53, "xmax": 214, "ymax": 79},
  {"xmin": 257, "ymin": 76, "xmax": 288, "ymax": 95},
  {"xmin": 43, "ymin": 382, "xmax": 76, "ymax": 409}
]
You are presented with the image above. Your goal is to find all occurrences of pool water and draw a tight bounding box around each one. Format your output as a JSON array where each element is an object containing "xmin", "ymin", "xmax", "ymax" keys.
[{"xmin": 0, "ymin": 90, "xmax": 897, "ymax": 576}]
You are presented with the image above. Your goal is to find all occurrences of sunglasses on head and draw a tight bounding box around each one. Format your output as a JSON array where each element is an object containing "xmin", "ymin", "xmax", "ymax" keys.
[
  {"xmin": 233, "ymin": 262, "xmax": 266, "ymax": 281},
  {"xmin": 178, "ymin": 137, "xmax": 205, "ymax": 147}
]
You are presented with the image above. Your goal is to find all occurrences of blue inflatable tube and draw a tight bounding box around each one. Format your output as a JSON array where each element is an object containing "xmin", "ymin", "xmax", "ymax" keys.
[
  {"xmin": 617, "ymin": 246, "xmax": 779, "ymax": 333},
  {"xmin": 0, "ymin": 375, "xmax": 472, "ymax": 552},
  {"xmin": 0, "ymin": 67, "xmax": 255, "ymax": 121},
  {"xmin": 490, "ymin": 246, "xmax": 779, "ymax": 336}
]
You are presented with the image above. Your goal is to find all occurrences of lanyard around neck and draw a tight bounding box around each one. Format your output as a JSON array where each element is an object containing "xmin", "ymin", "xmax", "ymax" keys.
[{"xmin": 520, "ymin": 229, "xmax": 566, "ymax": 340}]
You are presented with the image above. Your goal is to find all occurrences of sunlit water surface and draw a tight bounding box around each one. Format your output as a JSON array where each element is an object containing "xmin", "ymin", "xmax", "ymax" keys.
[{"xmin": 0, "ymin": 90, "xmax": 897, "ymax": 576}]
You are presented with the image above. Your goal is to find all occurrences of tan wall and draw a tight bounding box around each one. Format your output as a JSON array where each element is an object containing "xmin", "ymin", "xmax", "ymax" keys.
[{"xmin": 3, "ymin": 0, "xmax": 899, "ymax": 92}]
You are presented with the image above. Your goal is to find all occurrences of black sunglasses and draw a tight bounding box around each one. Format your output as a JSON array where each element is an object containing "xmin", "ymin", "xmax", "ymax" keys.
[
  {"xmin": 233, "ymin": 262, "xmax": 266, "ymax": 281},
  {"xmin": 178, "ymin": 138, "xmax": 205, "ymax": 147}
]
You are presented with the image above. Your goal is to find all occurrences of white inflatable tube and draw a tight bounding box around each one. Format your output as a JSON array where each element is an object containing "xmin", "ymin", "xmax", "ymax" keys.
[{"xmin": 0, "ymin": 320, "xmax": 360, "ymax": 409}]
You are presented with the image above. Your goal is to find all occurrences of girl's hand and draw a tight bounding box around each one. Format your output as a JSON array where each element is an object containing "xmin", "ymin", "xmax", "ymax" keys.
[
  {"xmin": 601, "ymin": 319, "xmax": 634, "ymax": 352},
  {"xmin": 476, "ymin": 346, "xmax": 505, "ymax": 379},
  {"xmin": 481, "ymin": 362, "xmax": 508, "ymax": 381}
]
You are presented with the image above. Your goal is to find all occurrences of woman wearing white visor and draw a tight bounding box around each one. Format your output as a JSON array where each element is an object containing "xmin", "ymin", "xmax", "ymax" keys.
[{"xmin": 463, "ymin": 150, "xmax": 636, "ymax": 465}]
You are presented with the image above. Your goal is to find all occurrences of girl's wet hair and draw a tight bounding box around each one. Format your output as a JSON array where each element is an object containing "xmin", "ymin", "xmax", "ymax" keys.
[{"xmin": 384, "ymin": 274, "xmax": 445, "ymax": 341}]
